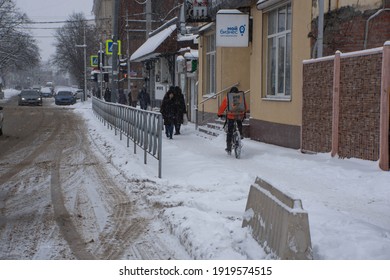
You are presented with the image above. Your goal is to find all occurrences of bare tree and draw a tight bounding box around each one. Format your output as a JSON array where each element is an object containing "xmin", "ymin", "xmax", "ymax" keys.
[
  {"xmin": 54, "ymin": 13, "xmax": 99, "ymax": 88},
  {"xmin": 0, "ymin": 0, "xmax": 40, "ymax": 74}
]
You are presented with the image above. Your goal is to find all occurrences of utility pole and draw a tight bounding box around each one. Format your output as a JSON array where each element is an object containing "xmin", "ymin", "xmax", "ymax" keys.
[
  {"xmin": 146, "ymin": 0, "xmax": 152, "ymax": 38},
  {"xmin": 111, "ymin": 0, "xmax": 120, "ymax": 103},
  {"xmin": 76, "ymin": 25, "xmax": 87, "ymax": 102},
  {"xmin": 126, "ymin": 10, "xmax": 131, "ymax": 99},
  {"xmin": 83, "ymin": 26, "xmax": 87, "ymax": 102},
  {"xmin": 99, "ymin": 42, "xmax": 103, "ymax": 99}
]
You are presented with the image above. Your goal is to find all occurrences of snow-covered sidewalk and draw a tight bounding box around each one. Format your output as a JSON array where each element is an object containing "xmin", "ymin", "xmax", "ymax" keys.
[{"xmin": 75, "ymin": 98, "xmax": 390, "ymax": 260}]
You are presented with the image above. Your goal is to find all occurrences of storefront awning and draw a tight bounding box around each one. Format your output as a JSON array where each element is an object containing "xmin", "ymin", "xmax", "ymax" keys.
[{"xmin": 130, "ymin": 24, "xmax": 177, "ymax": 62}]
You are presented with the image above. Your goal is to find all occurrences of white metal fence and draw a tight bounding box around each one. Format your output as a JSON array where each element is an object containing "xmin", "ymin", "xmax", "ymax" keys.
[{"xmin": 92, "ymin": 97, "xmax": 163, "ymax": 178}]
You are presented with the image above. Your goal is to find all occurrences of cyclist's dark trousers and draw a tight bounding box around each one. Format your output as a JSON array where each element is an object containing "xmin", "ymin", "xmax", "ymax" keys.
[{"xmin": 226, "ymin": 119, "xmax": 243, "ymax": 149}]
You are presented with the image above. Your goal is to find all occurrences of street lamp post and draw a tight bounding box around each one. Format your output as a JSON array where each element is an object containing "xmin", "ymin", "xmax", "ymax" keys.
[
  {"xmin": 111, "ymin": 0, "xmax": 120, "ymax": 103},
  {"xmin": 76, "ymin": 27, "xmax": 87, "ymax": 102},
  {"xmin": 76, "ymin": 44, "xmax": 87, "ymax": 102}
]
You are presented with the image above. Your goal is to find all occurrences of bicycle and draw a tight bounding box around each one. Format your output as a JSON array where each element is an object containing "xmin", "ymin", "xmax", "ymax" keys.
[
  {"xmin": 223, "ymin": 119, "xmax": 243, "ymax": 159},
  {"xmin": 232, "ymin": 120, "xmax": 243, "ymax": 158}
]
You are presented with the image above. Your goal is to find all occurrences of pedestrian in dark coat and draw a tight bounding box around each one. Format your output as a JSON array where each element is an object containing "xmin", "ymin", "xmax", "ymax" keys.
[
  {"xmin": 138, "ymin": 86, "xmax": 150, "ymax": 110},
  {"xmin": 160, "ymin": 89, "xmax": 176, "ymax": 139},
  {"xmin": 118, "ymin": 89, "xmax": 127, "ymax": 105},
  {"xmin": 173, "ymin": 86, "xmax": 186, "ymax": 135},
  {"xmin": 104, "ymin": 87, "xmax": 111, "ymax": 102}
]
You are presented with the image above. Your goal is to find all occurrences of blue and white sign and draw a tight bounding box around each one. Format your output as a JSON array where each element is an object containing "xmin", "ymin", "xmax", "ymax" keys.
[
  {"xmin": 90, "ymin": 55, "xmax": 98, "ymax": 67},
  {"xmin": 105, "ymin": 40, "xmax": 122, "ymax": 55},
  {"xmin": 216, "ymin": 9, "xmax": 249, "ymax": 47}
]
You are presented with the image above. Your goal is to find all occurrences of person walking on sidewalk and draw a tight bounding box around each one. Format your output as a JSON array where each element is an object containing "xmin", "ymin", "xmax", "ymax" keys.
[
  {"xmin": 173, "ymin": 86, "xmax": 186, "ymax": 135},
  {"xmin": 160, "ymin": 89, "xmax": 176, "ymax": 139},
  {"xmin": 138, "ymin": 86, "xmax": 150, "ymax": 110},
  {"xmin": 118, "ymin": 89, "xmax": 127, "ymax": 105}
]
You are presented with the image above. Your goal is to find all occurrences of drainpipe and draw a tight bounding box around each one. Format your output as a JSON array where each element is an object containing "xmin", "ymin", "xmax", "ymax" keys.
[{"xmin": 364, "ymin": 1, "xmax": 390, "ymax": 49}]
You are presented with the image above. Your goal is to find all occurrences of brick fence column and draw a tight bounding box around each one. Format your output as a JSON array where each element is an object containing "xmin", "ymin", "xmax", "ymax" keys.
[
  {"xmin": 379, "ymin": 42, "xmax": 390, "ymax": 171},
  {"xmin": 331, "ymin": 51, "xmax": 341, "ymax": 157}
]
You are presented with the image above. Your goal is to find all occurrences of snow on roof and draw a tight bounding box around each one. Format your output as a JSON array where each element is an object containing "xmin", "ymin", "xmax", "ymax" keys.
[
  {"xmin": 178, "ymin": 47, "xmax": 199, "ymax": 59},
  {"xmin": 184, "ymin": 49, "xmax": 198, "ymax": 59},
  {"xmin": 130, "ymin": 24, "xmax": 177, "ymax": 62},
  {"xmin": 217, "ymin": 9, "xmax": 242, "ymax": 14},
  {"xmin": 177, "ymin": 34, "xmax": 198, "ymax": 42}
]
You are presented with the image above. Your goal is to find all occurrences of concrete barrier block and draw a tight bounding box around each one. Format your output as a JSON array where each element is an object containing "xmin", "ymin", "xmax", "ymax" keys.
[{"xmin": 242, "ymin": 177, "xmax": 313, "ymax": 260}]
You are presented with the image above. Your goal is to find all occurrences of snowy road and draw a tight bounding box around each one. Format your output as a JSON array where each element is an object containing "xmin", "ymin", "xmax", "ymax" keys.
[{"xmin": 0, "ymin": 97, "xmax": 187, "ymax": 260}]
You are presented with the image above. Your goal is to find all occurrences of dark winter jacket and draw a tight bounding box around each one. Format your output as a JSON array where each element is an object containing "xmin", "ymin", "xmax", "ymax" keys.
[
  {"xmin": 118, "ymin": 90, "xmax": 127, "ymax": 105},
  {"xmin": 174, "ymin": 86, "xmax": 186, "ymax": 123},
  {"xmin": 138, "ymin": 88, "xmax": 150, "ymax": 110},
  {"xmin": 160, "ymin": 91, "xmax": 177, "ymax": 125},
  {"xmin": 104, "ymin": 88, "xmax": 111, "ymax": 102}
]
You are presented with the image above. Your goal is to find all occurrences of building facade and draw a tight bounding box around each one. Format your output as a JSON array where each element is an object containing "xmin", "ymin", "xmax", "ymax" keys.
[
  {"xmin": 93, "ymin": 0, "xmax": 187, "ymax": 105},
  {"xmin": 197, "ymin": 0, "xmax": 390, "ymax": 150}
]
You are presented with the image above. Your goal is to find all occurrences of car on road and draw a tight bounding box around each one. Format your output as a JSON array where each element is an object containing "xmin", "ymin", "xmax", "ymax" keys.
[
  {"xmin": 18, "ymin": 89, "xmax": 43, "ymax": 106},
  {"xmin": 54, "ymin": 90, "xmax": 76, "ymax": 105},
  {"xmin": 0, "ymin": 106, "xmax": 3, "ymax": 136},
  {"xmin": 32, "ymin": 85, "xmax": 41, "ymax": 93},
  {"xmin": 41, "ymin": 87, "xmax": 53, "ymax": 98}
]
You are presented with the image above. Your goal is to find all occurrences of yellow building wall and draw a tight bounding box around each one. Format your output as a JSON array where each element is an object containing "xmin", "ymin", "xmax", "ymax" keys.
[
  {"xmin": 216, "ymin": 47, "xmax": 251, "ymax": 101},
  {"xmin": 249, "ymin": 0, "xmax": 312, "ymax": 127},
  {"xmin": 198, "ymin": 34, "xmax": 215, "ymax": 114},
  {"xmin": 198, "ymin": 29, "xmax": 251, "ymax": 117}
]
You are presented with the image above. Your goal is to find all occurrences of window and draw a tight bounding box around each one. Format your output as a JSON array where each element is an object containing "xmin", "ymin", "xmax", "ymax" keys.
[
  {"xmin": 205, "ymin": 33, "xmax": 216, "ymax": 95},
  {"xmin": 266, "ymin": 3, "xmax": 291, "ymax": 98}
]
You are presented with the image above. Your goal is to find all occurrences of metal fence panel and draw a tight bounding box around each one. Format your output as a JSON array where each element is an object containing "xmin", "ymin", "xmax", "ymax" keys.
[{"xmin": 92, "ymin": 97, "xmax": 163, "ymax": 178}]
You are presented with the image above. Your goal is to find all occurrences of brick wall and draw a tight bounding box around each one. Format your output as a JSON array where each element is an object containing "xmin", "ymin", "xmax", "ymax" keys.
[
  {"xmin": 311, "ymin": 6, "xmax": 390, "ymax": 56},
  {"xmin": 338, "ymin": 54, "xmax": 382, "ymax": 160},
  {"xmin": 302, "ymin": 51, "xmax": 383, "ymax": 161},
  {"xmin": 302, "ymin": 59, "xmax": 333, "ymax": 153}
]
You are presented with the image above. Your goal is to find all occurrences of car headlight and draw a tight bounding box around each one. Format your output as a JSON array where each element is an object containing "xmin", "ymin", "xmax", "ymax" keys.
[{"xmin": 21, "ymin": 97, "xmax": 26, "ymax": 100}]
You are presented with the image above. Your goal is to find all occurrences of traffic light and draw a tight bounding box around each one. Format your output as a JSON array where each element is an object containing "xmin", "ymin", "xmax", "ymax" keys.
[{"xmin": 119, "ymin": 58, "xmax": 128, "ymax": 74}]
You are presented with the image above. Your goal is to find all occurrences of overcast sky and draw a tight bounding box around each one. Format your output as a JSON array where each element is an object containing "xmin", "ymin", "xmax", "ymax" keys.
[{"xmin": 15, "ymin": 0, "xmax": 94, "ymax": 61}]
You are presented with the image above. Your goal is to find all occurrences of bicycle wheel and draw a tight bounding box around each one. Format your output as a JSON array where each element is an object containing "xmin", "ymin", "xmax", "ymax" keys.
[{"xmin": 234, "ymin": 131, "xmax": 241, "ymax": 159}]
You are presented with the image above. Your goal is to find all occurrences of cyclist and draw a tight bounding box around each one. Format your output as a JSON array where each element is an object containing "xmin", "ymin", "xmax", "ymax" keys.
[{"xmin": 217, "ymin": 86, "xmax": 247, "ymax": 154}]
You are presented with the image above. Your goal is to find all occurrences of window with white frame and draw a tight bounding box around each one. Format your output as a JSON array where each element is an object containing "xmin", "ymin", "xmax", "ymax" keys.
[
  {"xmin": 266, "ymin": 3, "xmax": 291, "ymax": 98},
  {"xmin": 205, "ymin": 33, "xmax": 216, "ymax": 95}
]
